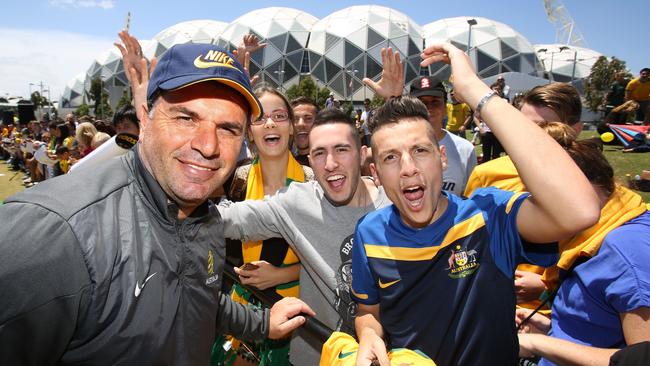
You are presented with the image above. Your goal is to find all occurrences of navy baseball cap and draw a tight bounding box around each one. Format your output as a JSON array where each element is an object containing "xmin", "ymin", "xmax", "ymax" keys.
[
  {"xmin": 409, "ymin": 76, "xmax": 446, "ymax": 99},
  {"xmin": 147, "ymin": 43, "xmax": 262, "ymax": 120}
]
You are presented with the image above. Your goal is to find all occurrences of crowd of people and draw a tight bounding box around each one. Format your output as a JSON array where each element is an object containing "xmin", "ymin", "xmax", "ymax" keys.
[
  {"xmin": 0, "ymin": 29, "xmax": 648, "ymax": 366},
  {"xmin": 0, "ymin": 105, "xmax": 140, "ymax": 187}
]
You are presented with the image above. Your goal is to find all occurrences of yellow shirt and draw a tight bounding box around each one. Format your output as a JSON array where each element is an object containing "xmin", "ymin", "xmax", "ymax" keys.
[
  {"xmin": 464, "ymin": 156, "xmax": 523, "ymax": 195},
  {"xmin": 626, "ymin": 78, "xmax": 650, "ymax": 101},
  {"xmin": 446, "ymin": 102, "xmax": 471, "ymax": 132}
]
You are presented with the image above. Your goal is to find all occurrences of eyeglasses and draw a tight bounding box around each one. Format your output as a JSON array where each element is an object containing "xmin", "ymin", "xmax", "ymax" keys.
[{"xmin": 252, "ymin": 110, "xmax": 290, "ymax": 125}]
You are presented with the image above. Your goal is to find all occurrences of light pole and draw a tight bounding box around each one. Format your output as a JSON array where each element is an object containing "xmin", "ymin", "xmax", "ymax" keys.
[
  {"xmin": 466, "ymin": 18, "xmax": 477, "ymax": 55},
  {"xmin": 274, "ymin": 70, "xmax": 285, "ymax": 92},
  {"xmin": 348, "ymin": 69, "xmax": 358, "ymax": 104}
]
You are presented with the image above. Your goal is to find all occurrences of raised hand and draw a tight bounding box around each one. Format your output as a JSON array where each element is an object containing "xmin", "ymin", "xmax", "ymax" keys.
[
  {"xmin": 363, "ymin": 47, "xmax": 404, "ymax": 99},
  {"xmin": 115, "ymin": 30, "xmax": 156, "ymax": 120},
  {"xmin": 420, "ymin": 43, "xmax": 485, "ymax": 108}
]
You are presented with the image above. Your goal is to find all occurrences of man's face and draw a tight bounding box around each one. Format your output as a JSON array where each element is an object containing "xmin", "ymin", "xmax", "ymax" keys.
[
  {"xmin": 65, "ymin": 114, "xmax": 74, "ymax": 123},
  {"xmin": 139, "ymin": 82, "xmax": 247, "ymax": 213},
  {"xmin": 115, "ymin": 119, "xmax": 140, "ymax": 136},
  {"xmin": 30, "ymin": 122, "xmax": 40, "ymax": 133},
  {"xmin": 417, "ymin": 95, "xmax": 446, "ymax": 130},
  {"xmin": 371, "ymin": 118, "xmax": 447, "ymax": 228},
  {"xmin": 308, "ymin": 123, "xmax": 364, "ymax": 206},
  {"xmin": 292, "ymin": 103, "xmax": 317, "ymax": 153},
  {"xmin": 640, "ymin": 70, "xmax": 649, "ymax": 81}
]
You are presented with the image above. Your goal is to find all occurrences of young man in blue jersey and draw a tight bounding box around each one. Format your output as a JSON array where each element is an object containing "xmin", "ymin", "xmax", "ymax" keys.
[{"xmin": 350, "ymin": 43, "xmax": 601, "ymax": 366}]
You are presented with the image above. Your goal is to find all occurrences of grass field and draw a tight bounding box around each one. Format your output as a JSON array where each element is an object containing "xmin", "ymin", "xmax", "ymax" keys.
[{"xmin": 0, "ymin": 161, "xmax": 28, "ymax": 203}]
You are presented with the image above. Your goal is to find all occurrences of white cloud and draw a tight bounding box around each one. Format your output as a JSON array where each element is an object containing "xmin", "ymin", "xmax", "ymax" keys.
[
  {"xmin": 0, "ymin": 28, "xmax": 115, "ymax": 102},
  {"xmin": 50, "ymin": 0, "xmax": 115, "ymax": 10}
]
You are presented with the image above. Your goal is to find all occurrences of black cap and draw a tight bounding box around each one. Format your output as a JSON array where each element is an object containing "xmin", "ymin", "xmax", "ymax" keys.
[{"xmin": 409, "ymin": 76, "xmax": 446, "ymax": 99}]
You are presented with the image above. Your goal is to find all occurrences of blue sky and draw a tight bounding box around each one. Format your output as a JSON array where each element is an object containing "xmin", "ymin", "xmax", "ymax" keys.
[{"xmin": 1, "ymin": 0, "xmax": 647, "ymax": 102}]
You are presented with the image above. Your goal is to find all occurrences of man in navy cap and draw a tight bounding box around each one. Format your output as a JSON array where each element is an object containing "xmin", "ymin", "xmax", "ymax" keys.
[{"xmin": 0, "ymin": 43, "xmax": 313, "ymax": 365}]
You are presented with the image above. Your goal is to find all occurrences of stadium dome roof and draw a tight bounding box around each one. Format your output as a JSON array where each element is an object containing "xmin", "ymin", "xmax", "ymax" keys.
[
  {"xmin": 153, "ymin": 19, "xmax": 228, "ymax": 54},
  {"xmin": 84, "ymin": 40, "xmax": 163, "ymax": 109},
  {"xmin": 215, "ymin": 7, "xmax": 318, "ymax": 89},
  {"xmin": 423, "ymin": 16, "xmax": 541, "ymax": 80},
  {"xmin": 534, "ymin": 44, "xmax": 602, "ymax": 82},
  {"xmin": 60, "ymin": 72, "xmax": 87, "ymax": 108},
  {"xmin": 307, "ymin": 5, "xmax": 423, "ymax": 100}
]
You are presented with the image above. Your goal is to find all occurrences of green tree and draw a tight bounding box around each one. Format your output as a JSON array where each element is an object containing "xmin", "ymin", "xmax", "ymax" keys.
[
  {"xmin": 75, "ymin": 103, "xmax": 90, "ymax": 117},
  {"xmin": 583, "ymin": 56, "xmax": 632, "ymax": 111},
  {"xmin": 370, "ymin": 94, "xmax": 385, "ymax": 109},
  {"xmin": 115, "ymin": 89, "xmax": 132, "ymax": 111},
  {"xmin": 89, "ymin": 77, "xmax": 113, "ymax": 119},
  {"xmin": 30, "ymin": 91, "xmax": 49, "ymax": 110},
  {"xmin": 285, "ymin": 77, "xmax": 332, "ymax": 109}
]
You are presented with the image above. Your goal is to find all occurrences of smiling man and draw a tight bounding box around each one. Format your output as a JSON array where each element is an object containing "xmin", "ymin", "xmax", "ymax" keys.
[
  {"xmin": 219, "ymin": 108, "xmax": 390, "ymax": 365},
  {"xmin": 351, "ymin": 43, "xmax": 600, "ymax": 366},
  {"xmin": 0, "ymin": 43, "xmax": 313, "ymax": 365}
]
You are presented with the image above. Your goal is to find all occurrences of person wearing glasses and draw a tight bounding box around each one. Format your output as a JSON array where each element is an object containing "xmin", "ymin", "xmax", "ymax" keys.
[{"xmin": 214, "ymin": 86, "xmax": 314, "ymax": 366}]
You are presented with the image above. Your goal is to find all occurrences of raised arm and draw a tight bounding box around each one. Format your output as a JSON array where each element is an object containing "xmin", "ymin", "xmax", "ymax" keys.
[
  {"xmin": 421, "ymin": 43, "xmax": 599, "ymax": 243},
  {"xmin": 363, "ymin": 47, "xmax": 404, "ymax": 99},
  {"xmin": 115, "ymin": 30, "xmax": 156, "ymax": 121}
]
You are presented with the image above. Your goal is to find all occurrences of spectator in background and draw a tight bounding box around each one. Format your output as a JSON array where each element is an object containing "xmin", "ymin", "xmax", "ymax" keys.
[
  {"xmin": 290, "ymin": 96, "xmax": 318, "ymax": 166},
  {"xmin": 625, "ymin": 68, "xmax": 650, "ymax": 122},
  {"xmin": 325, "ymin": 92, "xmax": 335, "ymax": 108},
  {"xmin": 94, "ymin": 120, "xmax": 116, "ymax": 136},
  {"xmin": 91, "ymin": 132, "xmax": 111, "ymax": 149},
  {"xmin": 53, "ymin": 146, "xmax": 70, "ymax": 176},
  {"xmin": 112, "ymin": 105, "xmax": 140, "ymax": 137},
  {"xmin": 64, "ymin": 113, "xmax": 76, "ymax": 135},
  {"xmin": 75, "ymin": 122, "xmax": 99, "ymax": 158},
  {"xmin": 604, "ymin": 72, "xmax": 629, "ymax": 115},
  {"xmin": 446, "ymin": 90, "xmax": 472, "ymax": 138},
  {"xmin": 29, "ymin": 120, "xmax": 42, "ymax": 141},
  {"xmin": 54, "ymin": 123, "xmax": 74, "ymax": 151}
]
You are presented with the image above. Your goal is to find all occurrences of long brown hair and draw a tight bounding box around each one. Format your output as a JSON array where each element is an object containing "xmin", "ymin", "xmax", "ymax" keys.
[{"xmin": 539, "ymin": 121, "xmax": 615, "ymax": 198}]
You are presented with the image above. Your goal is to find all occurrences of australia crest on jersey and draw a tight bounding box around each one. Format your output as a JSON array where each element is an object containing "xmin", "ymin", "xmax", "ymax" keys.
[{"xmin": 447, "ymin": 245, "xmax": 480, "ymax": 279}]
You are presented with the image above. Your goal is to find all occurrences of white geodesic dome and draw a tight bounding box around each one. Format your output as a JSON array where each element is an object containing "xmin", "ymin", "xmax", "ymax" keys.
[
  {"xmin": 154, "ymin": 19, "xmax": 228, "ymax": 53},
  {"xmin": 307, "ymin": 5, "xmax": 424, "ymax": 101},
  {"xmin": 215, "ymin": 7, "xmax": 318, "ymax": 90},
  {"xmin": 84, "ymin": 40, "xmax": 163, "ymax": 111},
  {"xmin": 61, "ymin": 72, "xmax": 87, "ymax": 108},
  {"xmin": 534, "ymin": 44, "xmax": 603, "ymax": 82},
  {"xmin": 423, "ymin": 17, "xmax": 542, "ymax": 80}
]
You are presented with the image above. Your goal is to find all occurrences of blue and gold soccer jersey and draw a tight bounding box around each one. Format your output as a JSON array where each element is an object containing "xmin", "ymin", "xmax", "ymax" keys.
[{"xmin": 351, "ymin": 187, "xmax": 558, "ymax": 366}]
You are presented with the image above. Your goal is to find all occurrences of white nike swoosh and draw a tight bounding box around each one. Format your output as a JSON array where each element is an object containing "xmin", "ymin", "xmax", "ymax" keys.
[{"xmin": 134, "ymin": 272, "xmax": 157, "ymax": 298}]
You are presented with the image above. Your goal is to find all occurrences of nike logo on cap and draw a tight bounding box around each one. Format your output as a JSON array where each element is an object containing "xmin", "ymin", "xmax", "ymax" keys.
[
  {"xmin": 134, "ymin": 272, "xmax": 157, "ymax": 298},
  {"xmin": 193, "ymin": 53, "xmax": 239, "ymax": 70}
]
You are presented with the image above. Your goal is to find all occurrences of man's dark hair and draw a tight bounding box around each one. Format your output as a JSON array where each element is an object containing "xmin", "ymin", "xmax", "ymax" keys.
[
  {"xmin": 290, "ymin": 96, "xmax": 319, "ymax": 112},
  {"xmin": 55, "ymin": 146, "xmax": 69, "ymax": 155},
  {"xmin": 369, "ymin": 97, "xmax": 437, "ymax": 150},
  {"xmin": 312, "ymin": 108, "xmax": 360, "ymax": 147},
  {"xmin": 112, "ymin": 105, "xmax": 139, "ymax": 128},
  {"xmin": 368, "ymin": 96, "xmax": 430, "ymax": 135},
  {"xmin": 641, "ymin": 68, "xmax": 650, "ymax": 73}
]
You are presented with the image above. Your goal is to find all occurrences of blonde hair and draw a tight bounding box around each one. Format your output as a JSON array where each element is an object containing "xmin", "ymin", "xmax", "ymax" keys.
[
  {"xmin": 91, "ymin": 132, "xmax": 111, "ymax": 149},
  {"xmin": 75, "ymin": 122, "xmax": 98, "ymax": 148}
]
